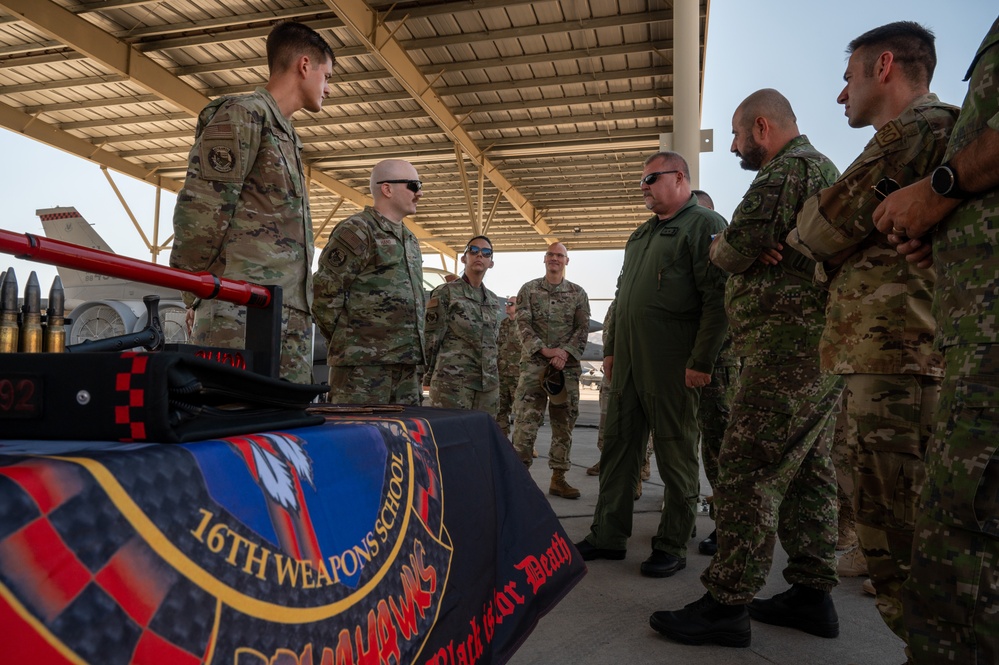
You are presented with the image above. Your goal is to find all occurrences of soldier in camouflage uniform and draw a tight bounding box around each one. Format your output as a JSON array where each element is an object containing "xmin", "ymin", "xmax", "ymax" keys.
[
  {"xmin": 424, "ymin": 236, "xmax": 501, "ymax": 415},
  {"xmin": 650, "ymin": 91, "xmax": 841, "ymax": 648},
  {"xmin": 577, "ymin": 152, "xmax": 728, "ymax": 580},
  {"xmin": 495, "ymin": 296, "xmax": 521, "ymax": 438},
  {"xmin": 873, "ymin": 15, "xmax": 999, "ymax": 664},
  {"xmin": 789, "ymin": 23, "xmax": 958, "ymax": 655},
  {"xmin": 690, "ymin": 189, "xmax": 741, "ymax": 557},
  {"xmin": 511, "ymin": 242, "xmax": 591, "ymax": 499},
  {"xmin": 312, "ymin": 159, "xmax": 426, "ymax": 405},
  {"xmin": 170, "ymin": 22, "xmax": 334, "ymax": 384}
]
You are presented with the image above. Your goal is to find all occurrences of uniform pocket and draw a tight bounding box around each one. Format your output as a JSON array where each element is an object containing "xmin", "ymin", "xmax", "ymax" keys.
[{"xmin": 934, "ymin": 379, "xmax": 999, "ymax": 535}]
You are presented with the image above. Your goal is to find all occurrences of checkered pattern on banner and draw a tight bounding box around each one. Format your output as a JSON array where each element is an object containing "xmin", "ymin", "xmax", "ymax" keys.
[
  {"xmin": 0, "ymin": 460, "xmax": 205, "ymax": 665},
  {"xmin": 114, "ymin": 353, "xmax": 149, "ymax": 442}
]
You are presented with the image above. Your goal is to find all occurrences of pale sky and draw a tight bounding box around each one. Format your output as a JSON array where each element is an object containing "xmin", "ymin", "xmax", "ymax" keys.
[{"xmin": 1, "ymin": 0, "xmax": 995, "ymax": 325}]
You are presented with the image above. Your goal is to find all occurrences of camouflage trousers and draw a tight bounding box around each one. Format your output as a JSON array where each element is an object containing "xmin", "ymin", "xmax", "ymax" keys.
[
  {"xmin": 698, "ymin": 363, "xmax": 741, "ymax": 516},
  {"xmin": 830, "ymin": 401, "xmax": 855, "ymax": 529},
  {"xmin": 327, "ymin": 363, "xmax": 422, "ymax": 406},
  {"xmin": 702, "ymin": 356, "xmax": 842, "ymax": 604},
  {"xmin": 511, "ymin": 363, "xmax": 580, "ymax": 471},
  {"xmin": 842, "ymin": 373, "xmax": 938, "ymax": 647},
  {"xmin": 496, "ymin": 372, "xmax": 519, "ymax": 438},
  {"xmin": 428, "ymin": 378, "xmax": 499, "ymax": 417},
  {"xmin": 905, "ymin": 343, "xmax": 999, "ymax": 665},
  {"xmin": 192, "ymin": 300, "xmax": 313, "ymax": 384}
]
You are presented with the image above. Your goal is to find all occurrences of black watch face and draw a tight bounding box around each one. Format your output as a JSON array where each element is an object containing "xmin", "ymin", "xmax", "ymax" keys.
[{"xmin": 932, "ymin": 166, "xmax": 954, "ymax": 195}]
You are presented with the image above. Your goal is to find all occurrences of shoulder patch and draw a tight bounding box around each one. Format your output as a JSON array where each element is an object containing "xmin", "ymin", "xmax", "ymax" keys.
[
  {"xmin": 339, "ymin": 228, "xmax": 364, "ymax": 254},
  {"xmin": 203, "ymin": 123, "xmax": 233, "ymax": 140},
  {"xmin": 875, "ymin": 120, "xmax": 903, "ymax": 147},
  {"xmin": 427, "ymin": 297, "xmax": 439, "ymax": 308},
  {"xmin": 326, "ymin": 247, "xmax": 347, "ymax": 267},
  {"xmin": 740, "ymin": 191, "xmax": 763, "ymax": 215}
]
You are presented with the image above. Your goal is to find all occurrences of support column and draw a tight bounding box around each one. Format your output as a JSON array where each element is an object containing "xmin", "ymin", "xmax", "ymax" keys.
[{"xmin": 673, "ymin": 0, "xmax": 701, "ymax": 188}]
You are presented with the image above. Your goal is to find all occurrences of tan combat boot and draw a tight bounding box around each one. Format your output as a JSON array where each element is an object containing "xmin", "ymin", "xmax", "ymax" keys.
[
  {"xmin": 550, "ymin": 470, "xmax": 580, "ymax": 499},
  {"xmin": 836, "ymin": 501, "xmax": 858, "ymax": 551}
]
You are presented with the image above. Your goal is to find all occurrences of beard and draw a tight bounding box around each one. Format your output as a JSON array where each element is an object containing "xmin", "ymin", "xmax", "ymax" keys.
[{"xmin": 737, "ymin": 136, "xmax": 766, "ymax": 171}]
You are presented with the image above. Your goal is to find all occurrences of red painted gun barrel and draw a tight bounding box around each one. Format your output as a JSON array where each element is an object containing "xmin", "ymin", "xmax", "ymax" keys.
[{"xmin": 0, "ymin": 229, "xmax": 271, "ymax": 308}]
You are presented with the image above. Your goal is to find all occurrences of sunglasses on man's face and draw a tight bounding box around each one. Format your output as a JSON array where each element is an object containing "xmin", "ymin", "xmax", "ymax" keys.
[
  {"xmin": 466, "ymin": 245, "xmax": 493, "ymax": 258},
  {"xmin": 377, "ymin": 179, "xmax": 422, "ymax": 193},
  {"xmin": 505, "ymin": 301, "xmax": 516, "ymax": 307},
  {"xmin": 640, "ymin": 170, "xmax": 680, "ymax": 186}
]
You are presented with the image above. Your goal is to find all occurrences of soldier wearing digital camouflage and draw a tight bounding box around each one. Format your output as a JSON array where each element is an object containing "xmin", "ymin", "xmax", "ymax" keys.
[
  {"xmin": 312, "ymin": 159, "xmax": 426, "ymax": 405},
  {"xmin": 511, "ymin": 242, "xmax": 591, "ymax": 499},
  {"xmin": 495, "ymin": 296, "xmax": 521, "ymax": 438},
  {"xmin": 170, "ymin": 21, "xmax": 334, "ymax": 384},
  {"xmin": 424, "ymin": 236, "xmax": 501, "ymax": 415},
  {"xmin": 788, "ymin": 23, "xmax": 959, "ymax": 657},
  {"xmin": 872, "ymin": 15, "xmax": 999, "ymax": 664},
  {"xmin": 649, "ymin": 91, "xmax": 841, "ymax": 649},
  {"xmin": 691, "ymin": 189, "xmax": 741, "ymax": 557},
  {"xmin": 577, "ymin": 152, "xmax": 728, "ymax": 580}
]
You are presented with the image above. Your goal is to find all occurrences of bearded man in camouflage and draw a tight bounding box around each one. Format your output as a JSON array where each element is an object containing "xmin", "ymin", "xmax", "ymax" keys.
[
  {"xmin": 312, "ymin": 159, "xmax": 426, "ymax": 405},
  {"xmin": 650, "ymin": 89, "xmax": 841, "ymax": 648},
  {"xmin": 170, "ymin": 21, "xmax": 334, "ymax": 384},
  {"xmin": 424, "ymin": 236, "xmax": 501, "ymax": 415},
  {"xmin": 788, "ymin": 23, "xmax": 958, "ymax": 658}
]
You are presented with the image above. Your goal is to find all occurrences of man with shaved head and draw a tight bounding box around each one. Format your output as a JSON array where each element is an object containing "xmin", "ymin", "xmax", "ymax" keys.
[
  {"xmin": 312, "ymin": 158, "xmax": 426, "ymax": 405},
  {"xmin": 650, "ymin": 89, "xmax": 841, "ymax": 647},
  {"xmin": 512, "ymin": 242, "xmax": 591, "ymax": 499}
]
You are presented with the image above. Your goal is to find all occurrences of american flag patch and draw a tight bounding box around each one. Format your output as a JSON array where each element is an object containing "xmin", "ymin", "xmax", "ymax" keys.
[{"xmin": 203, "ymin": 123, "xmax": 233, "ymax": 139}]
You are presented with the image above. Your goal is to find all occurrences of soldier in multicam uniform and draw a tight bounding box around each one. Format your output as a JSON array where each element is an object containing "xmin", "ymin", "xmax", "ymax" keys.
[
  {"xmin": 170, "ymin": 22, "xmax": 334, "ymax": 384},
  {"xmin": 649, "ymin": 90, "xmax": 841, "ymax": 648},
  {"xmin": 511, "ymin": 242, "xmax": 591, "ymax": 499},
  {"xmin": 577, "ymin": 152, "xmax": 728, "ymax": 580},
  {"xmin": 873, "ymin": 15, "xmax": 999, "ymax": 664},
  {"xmin": 495, "ymin": 296, "xmax": 521, "ymax": 438},
  {"xmin": 424, "ymin": 236, "xmax": 501, "ymax": 415},
  {"xmin": 312, "ymin": 159, "xmax": 426, "ymax": 405},
  {"xmin": 788, "ymin": 23, "xmax": 958, "ymax": 657}
]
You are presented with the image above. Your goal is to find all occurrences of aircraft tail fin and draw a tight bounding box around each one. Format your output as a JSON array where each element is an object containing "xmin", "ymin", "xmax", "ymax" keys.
[{"xmin": 35, "ymin": 206, "xmax": 116, "ymax": 289}]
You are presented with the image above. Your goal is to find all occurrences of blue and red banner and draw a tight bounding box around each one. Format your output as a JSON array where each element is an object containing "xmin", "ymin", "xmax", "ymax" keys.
[{"xmin": 0, "ymin": 407, "xmax": 584, "ymax": 664}]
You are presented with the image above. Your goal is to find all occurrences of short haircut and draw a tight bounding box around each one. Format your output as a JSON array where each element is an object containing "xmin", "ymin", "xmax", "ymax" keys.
[
  {"xmin": 848, "ymin": 21, "xmax": 936, "ymax": 86},
  {"xmin": 644, "ymin": 151, "xmax": 691, "ymax": 180},
  {"xmin": 692, "ymin": 189, "xmax": 715, "ymax": 209},
  {"xmin": 267, "ymin": 21, "xmax": 335, "ymax": 74},
  {"xmin": 465, "ymin": 235, "xmax": 492, "ymax": 250},
  {"xmin": 736, "ymin": 88, "xmax": 797, "ymax": 131}
]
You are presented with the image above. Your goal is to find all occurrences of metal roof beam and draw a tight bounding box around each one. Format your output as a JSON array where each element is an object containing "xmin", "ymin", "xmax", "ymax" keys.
[
  {"xmin": 323, "ymin": 0, "xmax": 557, "ymax": 245},
  {"xmin": 0, "ymin": 98, "xmax": 184, "ymax": 192}
]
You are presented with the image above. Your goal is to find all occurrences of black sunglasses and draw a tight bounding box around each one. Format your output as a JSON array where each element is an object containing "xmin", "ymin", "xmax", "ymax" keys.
[
  {"xmin": 871, "ymin": 177, "xmax": 900, "ymax": 202},
  {"xmin": 377, "ymin": 179, "xmax": 422, "ymax": 193},
  {"xmin": 466, "ymin": 245, "xmax": 493, "ymax": 257},
  {"xmin": 640, "ymin": 170, "xmax": 680, "ymax": 186}
]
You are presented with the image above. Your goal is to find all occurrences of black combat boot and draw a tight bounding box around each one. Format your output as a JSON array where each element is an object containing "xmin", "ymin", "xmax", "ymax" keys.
[
  {"xmin": 650, "ymin": 593, "xmax": 751, "ymax": 648},
  {"xmin": 748, "ymin": 584, "xmax": 839, "ymax": 638}
]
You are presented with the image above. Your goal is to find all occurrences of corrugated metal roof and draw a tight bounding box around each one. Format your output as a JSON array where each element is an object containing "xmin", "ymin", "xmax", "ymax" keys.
[{"xmin": 0, "ymin": 0, "xmax": 709, "ymax": 259}]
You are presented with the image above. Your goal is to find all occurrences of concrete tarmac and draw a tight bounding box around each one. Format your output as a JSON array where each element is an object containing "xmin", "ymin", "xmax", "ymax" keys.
[{"xmin": 507, "ymin": 386, "xmax": 906, "ymax": 665}]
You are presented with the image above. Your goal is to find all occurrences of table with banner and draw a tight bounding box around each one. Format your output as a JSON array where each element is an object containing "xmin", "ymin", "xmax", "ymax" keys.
[{"xmin": 0, "ymin": 406, "xmax": 585, "ymax": 665}]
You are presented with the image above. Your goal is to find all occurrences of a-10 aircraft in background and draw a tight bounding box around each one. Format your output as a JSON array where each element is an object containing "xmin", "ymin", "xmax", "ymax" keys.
[{"xmin": 33, "ymin": 206, "xmax": 605, "ymax": 382}]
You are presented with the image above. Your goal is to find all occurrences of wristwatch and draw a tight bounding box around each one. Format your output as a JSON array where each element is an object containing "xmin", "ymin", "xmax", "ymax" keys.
[{"xmin": 930, "ymin": 161, "xmax": 968, "ymax": 199}]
